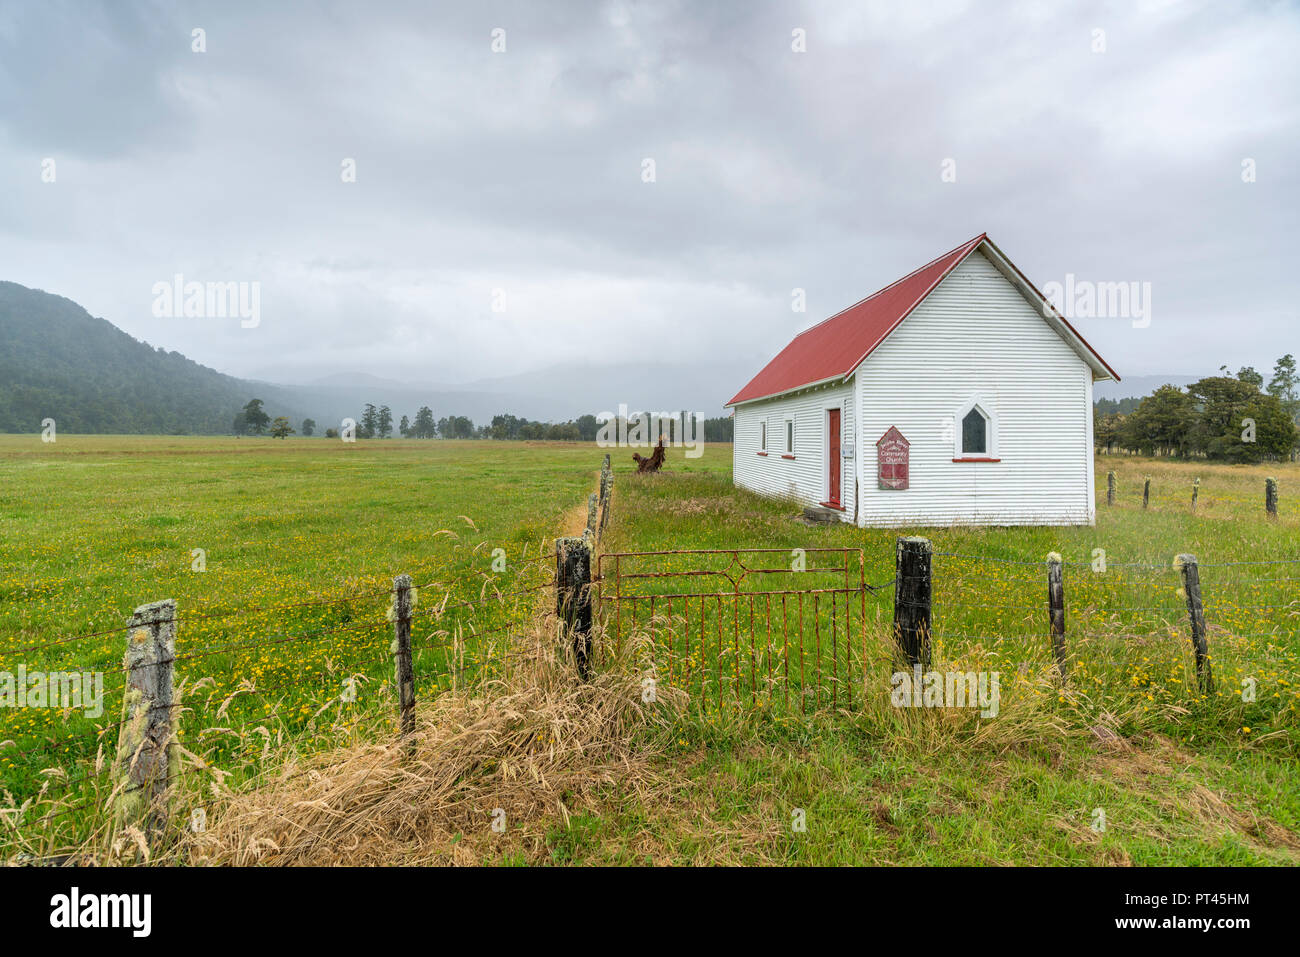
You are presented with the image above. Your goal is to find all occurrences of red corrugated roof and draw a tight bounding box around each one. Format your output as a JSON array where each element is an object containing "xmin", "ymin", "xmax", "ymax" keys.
[{"xmin": 726, "ymin": 234, "xmax": 987, "ymax": 406}]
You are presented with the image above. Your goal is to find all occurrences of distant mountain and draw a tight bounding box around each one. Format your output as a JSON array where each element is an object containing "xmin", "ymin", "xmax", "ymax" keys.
[
  {"xmin": 0, "ymin": 280, "xmax": 748, "ymax": 434},
  {"xmin": 0, "ymin": 281, "xmax": 308, "ymax": 434},
  {"xmin": 1093, "ymin": 375, "xmax": 1201, "ymax": 402}
]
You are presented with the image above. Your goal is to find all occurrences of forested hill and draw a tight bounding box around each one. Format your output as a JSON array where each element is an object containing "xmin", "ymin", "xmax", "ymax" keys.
[{"xmin": 0, "ymin": 281, "xmax": 298, "ymax": 434}]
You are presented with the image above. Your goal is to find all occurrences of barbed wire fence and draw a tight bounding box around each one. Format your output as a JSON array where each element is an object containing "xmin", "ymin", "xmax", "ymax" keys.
[
  {"xmin": 1102, "ymin": 468, "xmax": 1287, "ymax": 521},
  {"xmin": 0, "ymin": 456, "xmax": 625, "ymax": 862},
  {"xmin": 911, "ymin": 545, "xmax": 1299, "ymax": 704},
  {"xmin": 0, "ymin": 545, "xmax": 567, "ymax": 861},
  {"xmin": 3, "ymin": 452, "xmax": 1297, "ymax": 860}
]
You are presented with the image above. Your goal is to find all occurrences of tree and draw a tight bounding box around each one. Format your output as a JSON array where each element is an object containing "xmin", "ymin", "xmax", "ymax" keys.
[
  {"xmin": 1268, "ymin": 354, "xmax": 1298, "ymax": 404},
  {"xmin": 231, "ymin": 412, "xmax": 247, "ymax": 436},
  {"xmin": 1187, "ymin": 375, "xmax": 1268, "ymax": 462},
  {"xmin": 1237, "ymin": 366, "xmax": 1265, "ymax": 389},
  {"xmin": 575, "ymin": 414, "xmax": 599, "ymax": 442},
  {"xmin": 324, "ymin": 427, "xmax": 339, "ymax": 439},
  {"xmin": 440, "ymin": 415, "xmax": 475, "ymax": 438},
  {"xmin": 491, "ymin": 413, "xmax": 523, "ymax": 441},
  {"xmin": 360, "ymin": 403, "xmax": 378, "ymax": 439},
  {"xmin": 412, "ymin": 406, "xmax": 436, "ymax": 438},
  {"xmin": 242, "ymin": 398, "xmax": 270, "ymax": 435},
  {"xmin": 377, "ymin": 405, "xmax": 393, "ymax": 439},
  {"xmin": 1120, "ymin": 384, "xmax": 1193, "ymax": 456},
  {"xmin": 301, "ymin": 418, "xmax": 316, "ymax": 437},
  {"xmin": 703, "ymin": 415, "xmax": 734, "ymax": 443},
  {"xmin": 399, "ymin": 414, "xmax": 410, "ymax": 437},
  {"xmin": 1244, "ymin": 393, "xmax": 1299, "ymax": 460},
  {"xmin": 1094, "ymin": 409, "xmax": 1124, "ymax": 453},
  {"xmin": 1268, "ymin": 354, "xmax": 1300, "ymax": 457},
  {"xmin": 270, "ymin": 416, "xmax": 294, "ymax": 439}
]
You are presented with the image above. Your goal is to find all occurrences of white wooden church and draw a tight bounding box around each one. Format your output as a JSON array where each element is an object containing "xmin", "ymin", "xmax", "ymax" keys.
[{"xmin": 725, "ymin": 233, "xmax": 1118, "ymax": 527}]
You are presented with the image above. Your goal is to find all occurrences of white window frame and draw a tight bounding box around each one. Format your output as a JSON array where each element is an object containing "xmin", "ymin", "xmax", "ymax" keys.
[
  {"xmin": 953, "ymin": 396, "xmax": 997, "ymax": 459},
  {"xmin": 785, "ymin": 417, "xmax": 795, "ymax": 454},
  {"xmin": 760, "ymin": 420, "xmax": 767, "ymax": 451}
]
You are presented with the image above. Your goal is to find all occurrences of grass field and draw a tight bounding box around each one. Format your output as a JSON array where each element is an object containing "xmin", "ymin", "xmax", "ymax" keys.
[
  {"xmin": 1, "ymin": 435, "xmax": 1297, "ymax": 864},
  {"xmin": 0, "ymin": 435, "xmax": 595, "ymax": 853},
  {"xmin": 582, "ymin": 448, "xmax": 1300, "ymax": 865}
]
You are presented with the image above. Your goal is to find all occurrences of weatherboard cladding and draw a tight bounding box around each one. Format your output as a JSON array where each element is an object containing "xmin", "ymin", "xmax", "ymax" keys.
[
  {"xmin": 732, "ymin": 382, "xmax": 853, "ymax": 512},
  {"xmin": 851, "ymin": 249, "xmax": 1094, "ymax": 526},
  {"xmin": 734, "ymin": 249, "xmax": 1098, "ymax": 526},
  {"xmin": 725, "ymin": 233, "xmax": 1115, "ymax": 408}
]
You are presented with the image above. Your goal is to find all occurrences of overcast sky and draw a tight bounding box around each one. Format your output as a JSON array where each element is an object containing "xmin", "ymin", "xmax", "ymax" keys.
[{"xmin": 1, "ymin": 0, "xmax": 1297, "ymax": 393}]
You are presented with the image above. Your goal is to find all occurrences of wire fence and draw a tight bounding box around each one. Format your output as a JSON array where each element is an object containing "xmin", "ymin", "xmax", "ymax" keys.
[
  {"xmin": 3, "ymin": 450, "xmax": 1298, "ymax": 858},
  {"xmin": 596, "ymin": 543, "xmax": 1300, "ymax": 720},
  {"xmin": 928, "ymin": 550, "xmax": 1300, "ymax": 704},
  {"xmin": 0, "ymin": 549, "xmax": 556, "ymax": 853}
]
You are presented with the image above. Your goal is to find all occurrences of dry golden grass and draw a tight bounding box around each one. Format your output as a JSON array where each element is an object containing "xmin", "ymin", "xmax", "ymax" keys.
[{"xmin": 180, "ymin": 626, "xmax": 683, "ymax": 866}]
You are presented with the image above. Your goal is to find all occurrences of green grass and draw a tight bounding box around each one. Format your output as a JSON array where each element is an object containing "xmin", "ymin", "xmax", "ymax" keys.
[
  {"xmin": 1, "ymin": 435, "xmax": 1296, "ymax": 864},
  {"xmin": 0, "ymin": 434, "xmax": 602, "ymax": 851},
  {"xmin": 558, "ymin": 446, "xmax": 1300, "ymax": 865}
]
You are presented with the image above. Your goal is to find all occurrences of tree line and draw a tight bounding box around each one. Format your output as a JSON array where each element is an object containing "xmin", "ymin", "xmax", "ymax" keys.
[
  {"xmin": 1094, "ymin": 356, "xmax": 1299, "ymax": 462},
  {"xmin": 233, "ymin": 399, "xmax": 736, "ymax": 443}
]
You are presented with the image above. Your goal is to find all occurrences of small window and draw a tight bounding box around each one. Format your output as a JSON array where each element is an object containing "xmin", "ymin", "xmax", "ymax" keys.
[
  {"xmin": 962, "ymin": 407, "xmax": 988, "ymax": 455},
  {"xmin": 786, "ymin": 420, "xmax": 794, "ymax": 453},
  {"xmin": 760, "ymin": 421, "xmax": 767, "ymax": 451}
]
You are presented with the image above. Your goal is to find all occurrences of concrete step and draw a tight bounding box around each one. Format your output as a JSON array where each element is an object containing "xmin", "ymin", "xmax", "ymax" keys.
[{"xmin": 802, "ymin": 505, "xmax": 844, "ymax": 524}]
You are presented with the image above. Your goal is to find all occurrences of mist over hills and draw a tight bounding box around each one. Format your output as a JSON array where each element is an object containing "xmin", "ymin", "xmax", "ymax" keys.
[
  {"xmin": 0, "ymin": 281, "xmax": 307, "ymax": 433},
  {"xmin": 1, "ymin": 279, "xmax": 1206, "ymax": 435},
  {"xmin": 0, "ymin": 281, "xmax": 751, "ymax": 434}
]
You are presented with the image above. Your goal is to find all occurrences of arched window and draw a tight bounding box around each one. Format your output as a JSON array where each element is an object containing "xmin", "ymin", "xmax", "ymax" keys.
[
  {"xmin": 953, "ymin": 397, "xmax": 997, "ymax": 460},
  {"xmin": 961, "ymin": 407, "xmax": 987, "ymax": 455}
]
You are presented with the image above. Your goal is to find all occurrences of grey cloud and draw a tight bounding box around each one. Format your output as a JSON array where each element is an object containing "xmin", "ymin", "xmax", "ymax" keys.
[{"xmin": 0, "ymin": 0, "xmax": 1296, "ymax": 397}]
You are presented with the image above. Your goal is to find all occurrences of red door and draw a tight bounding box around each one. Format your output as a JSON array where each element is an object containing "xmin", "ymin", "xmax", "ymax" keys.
[{"xmin": 827, "ymin": 409, "xmax": 841, "ymax": 505}]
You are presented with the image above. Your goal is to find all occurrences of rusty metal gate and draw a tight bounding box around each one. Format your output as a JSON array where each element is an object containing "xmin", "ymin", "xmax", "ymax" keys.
[{"xmin": 595, "ymin": 548, "xmax": 881, "ymax": 713}]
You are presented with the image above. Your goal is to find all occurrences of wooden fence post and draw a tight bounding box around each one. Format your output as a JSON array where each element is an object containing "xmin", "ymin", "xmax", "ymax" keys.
[
  {"xmin": 1266, "ymin": 477, "xmax": 1278, "ymax": 519},
  {"xmin": 1177, "ymin": 554, "xmax": 1214, "ymax": 694},
  {"xmin": 1191, "ymin": 477, "xmax": 1199, "ymax": 512},
  {"xmin": 1046, "ymin": 553, "xmax": 1067, "ymax": 682},
  {"xmin": 1143, "ymin": 477, "xmax": 1150, "ymax": 509},
  {"xmin": 586, "ymin": 492, "xmax": 598, "ymax": 540},
  {"xmin": 598, "ymin": 455, "xmax": 613, "ymax": 539},
  {"xmin": 556, "ymin": 537, "xmax": 593, "ymax": 679},
  {"xmin": 1107, "ymin": 470, "xmax": 1116, "ymax": 506},
  {"xmin": 392, "ymin": 574, "xmax": 415, "ymax": 738},
  {"xmin": 893, "ymin": 537, "xmax": 931, "ymax": 669},
  {"xmin": 115, "ymin": 598, "xmax": 177, "ymax": 851}
]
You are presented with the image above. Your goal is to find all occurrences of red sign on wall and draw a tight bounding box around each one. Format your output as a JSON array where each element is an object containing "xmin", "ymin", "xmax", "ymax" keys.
[{"xmin": 877, "ymin": 426, "xmax": 910, "ymax": 490}]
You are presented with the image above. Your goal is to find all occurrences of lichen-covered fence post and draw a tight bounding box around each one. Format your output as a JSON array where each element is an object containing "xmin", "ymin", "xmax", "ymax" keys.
[
  {"xmin": 1177, "ymin": 554, "xmax": 1214, "ymax": 694},
  {"xmin": 391, "ymin": 574, "xmax": 415, "ymax": 739},
  {"xmin": 1107, "ymin": 470, "xmax": 1116, "ymax": 506},
  {"xmin": 115, "ymin": 598, "xmax": 178, "ymax": 853},
  {"xmin": 893, "ymin": 537, "xmax": 931, "ymax": 669},
  {"xmin": 1191, "ymin": 477, "xmax": 1199, "ymax": 512},
  {"xmin": 1046, "ymin": 553, "xmax": 1067, "ymax": 682},
  {"xmin": 586, "ymin": 492, "xmax": 598, "ymax": 541},
  {"xmin": 1143, "ymin": 477, "xmax": 1151, "ymax": 509},
  {"xmin": 598, "ymin": 454, "xmax": 613, "ymax": 540},
  {"xmin": 1266, "ymin": 477, "xmax": 1278, "ymax": 519},
  {"xmin": 556, "ymin": 537, "xmax": 593, "ymax": 680}
]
